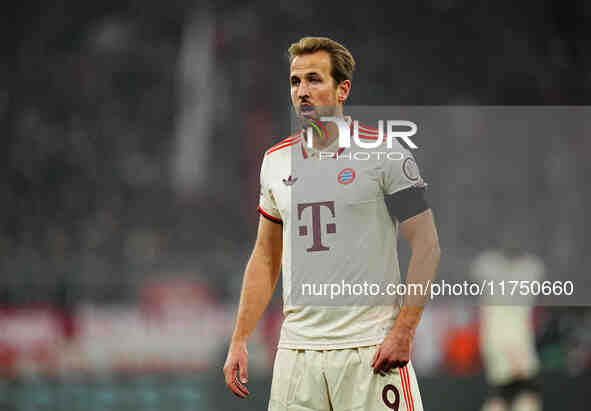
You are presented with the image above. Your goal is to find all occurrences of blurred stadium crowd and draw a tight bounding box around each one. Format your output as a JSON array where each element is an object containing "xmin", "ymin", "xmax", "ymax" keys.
[{"xmin": 0, "ymin": 0, "xmax": 590, "ymax": 389}]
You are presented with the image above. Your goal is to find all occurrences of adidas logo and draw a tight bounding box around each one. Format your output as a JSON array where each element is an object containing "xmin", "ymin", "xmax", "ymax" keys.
[{"xmin": 282, "ymin": 175, "xmax": 298, "ymax": 186}]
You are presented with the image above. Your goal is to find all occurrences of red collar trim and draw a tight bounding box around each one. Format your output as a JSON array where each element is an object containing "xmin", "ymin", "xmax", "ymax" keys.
[
  {"xmin": 301, "ymin": 142, "xmax": 309, "ymax": 159},
  {"xmin": 300, "ymin": 121, "xmax": 352, "ymax": 159}
]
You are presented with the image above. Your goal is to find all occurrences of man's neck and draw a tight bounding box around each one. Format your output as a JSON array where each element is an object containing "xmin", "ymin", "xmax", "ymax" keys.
[{"xmin": 306, "ymin": 115, "xmax": 350, "ymax": 151}]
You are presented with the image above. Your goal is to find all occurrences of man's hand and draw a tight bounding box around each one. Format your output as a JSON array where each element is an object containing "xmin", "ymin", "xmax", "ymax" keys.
[
  {"xmin": 223, "ymin": 341, "xmax": 250, "ymax": 398},
  {"xmin": 371, "ymin": 320, "xmax": 416, "ymax": 374}
]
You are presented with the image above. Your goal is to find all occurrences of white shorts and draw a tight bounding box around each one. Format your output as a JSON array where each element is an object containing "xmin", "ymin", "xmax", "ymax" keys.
[
  {"xmin": 268, "ymin": 345, "xmax": 423, "ymax": 411},
  {"xmin": 480, "ymin": 306, "xmax": 540, "ymax": 386}
]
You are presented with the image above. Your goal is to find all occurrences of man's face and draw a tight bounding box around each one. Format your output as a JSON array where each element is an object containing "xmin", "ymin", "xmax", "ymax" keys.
[{"xmin": 290, "ymin": 50, "xmax": 339, "ymax": 121}]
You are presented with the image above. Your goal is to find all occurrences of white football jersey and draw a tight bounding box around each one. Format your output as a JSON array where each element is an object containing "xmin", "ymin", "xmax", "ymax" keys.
[
  {"xmin": 471, "ymin": 251, "xmax": 544, "ymax": 384},
  {"xmin": 258, "ymin": 120, "xmax": 425, "ymax": 349}
]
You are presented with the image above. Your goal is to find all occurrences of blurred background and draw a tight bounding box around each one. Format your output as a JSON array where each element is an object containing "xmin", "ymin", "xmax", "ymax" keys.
[{"xmin": 1, "ymin": 0, "xmax": 590, "ymax": 410}]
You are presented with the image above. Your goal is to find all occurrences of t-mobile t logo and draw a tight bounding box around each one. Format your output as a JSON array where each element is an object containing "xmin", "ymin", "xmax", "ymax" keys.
[{"xmin": 297, "ymin": 201, "xmax": 336, "ymax": 252}]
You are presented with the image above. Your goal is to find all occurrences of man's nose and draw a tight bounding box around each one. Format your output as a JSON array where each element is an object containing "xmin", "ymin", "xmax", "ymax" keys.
[{"xmin": 297, "ymin": 81, "xmax": 310, "ymax": 98}]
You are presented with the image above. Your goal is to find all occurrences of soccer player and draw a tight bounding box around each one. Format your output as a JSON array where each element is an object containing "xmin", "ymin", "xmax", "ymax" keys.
[
  {"xmin": 223, "ymin": 37, "xmax": 441, "ymax": 410},
  {"xmin": 472, "ymin": 239, "xmax": 544, "ymax": 411}
]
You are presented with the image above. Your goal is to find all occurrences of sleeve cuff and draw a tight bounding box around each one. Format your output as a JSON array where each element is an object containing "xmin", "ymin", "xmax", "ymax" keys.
[{"xmin": 257, "ymin": 206, "xmax": 283, "ymax": 224}]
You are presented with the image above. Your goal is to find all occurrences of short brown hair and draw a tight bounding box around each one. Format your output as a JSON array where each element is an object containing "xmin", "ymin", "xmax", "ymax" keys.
[{"xmin": 288, "ymin": 37, "xmax": 356, "ymax": 86}]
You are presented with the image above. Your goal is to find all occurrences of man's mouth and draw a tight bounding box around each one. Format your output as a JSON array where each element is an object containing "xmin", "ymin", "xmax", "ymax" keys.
[{"xmin": 299, "ymin": 104, "xmax": 315, "ymax": 116}]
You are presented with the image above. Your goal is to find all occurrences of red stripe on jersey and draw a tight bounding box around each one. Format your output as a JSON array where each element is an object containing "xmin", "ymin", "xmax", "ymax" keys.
[
  {"xmin": 400, "ymin": 366, "xmax": 411, "ymax": 411},
  {"xmin": 301, "ymin": 142, "xmax": 308, "ymax": 158},
  {"xmin": 268, "ymin": 134, "xmax": 300, "ymax": 151},
  {"xmin": 357, "ymin": 133, "xmax": 379, "ymax": 140},
  {"xmin": 257, "ymin": 206, "xmax": 282, "ymax": 223},
  {"xmin": 332, "ymin": 147, "xmax": 345, "ymax": 158},
  {"xmin": 358, "ymin": 123, "xmax": 378, "ymax": 133},
  {"xmin": 402, "ymin": 366, "xmax": 415, "ymax": 411},
  {"xmin": 266, "ymin": 139, "xmax": 301, "ymax": 155},
  {"xmin": 354, "ymin": 123, "xmax": 380, "ymax": 140},
  {"xmin": 406, "ymin": 367, "xmax": 416, "ymax": 411}
]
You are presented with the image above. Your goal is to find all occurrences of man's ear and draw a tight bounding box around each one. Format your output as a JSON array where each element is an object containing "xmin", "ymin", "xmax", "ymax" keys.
[{"xmin": 337, "ymin": 80, "xmax": 351, "ymax": 103}]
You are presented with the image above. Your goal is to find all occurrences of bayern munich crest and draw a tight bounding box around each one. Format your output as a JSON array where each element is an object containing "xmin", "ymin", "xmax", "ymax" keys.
[
  {"xmin": 402, "ymin": 158, "xmax": 419, "ymax": 181},
  {"xmin": 337, "ymin": 168, "xmax": 356, "ymax": 184}
]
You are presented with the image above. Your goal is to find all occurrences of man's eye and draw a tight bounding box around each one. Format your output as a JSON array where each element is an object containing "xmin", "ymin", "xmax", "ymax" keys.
[{"xmin": 291, "ymin": 79, "xmax": 300, "ymax": 86}]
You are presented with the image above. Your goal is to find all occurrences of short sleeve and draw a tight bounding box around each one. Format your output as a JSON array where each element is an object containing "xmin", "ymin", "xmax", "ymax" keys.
[
  {"xmin": 257, "ymin": 154, "xmax": 283, "ymax": 224},
  {"xmin": 381, "ymin": 147, "xmax": 426, "ymax": 195}
]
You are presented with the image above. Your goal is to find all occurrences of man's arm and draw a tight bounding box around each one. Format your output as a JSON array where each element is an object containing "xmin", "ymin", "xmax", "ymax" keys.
[
  {"xmin": 223, "ymin": 215, "xmax": 283, "ymax": 398},
  {"xmin": 371, "ymin": 209, "xmax": 440, "ymax": 373}
]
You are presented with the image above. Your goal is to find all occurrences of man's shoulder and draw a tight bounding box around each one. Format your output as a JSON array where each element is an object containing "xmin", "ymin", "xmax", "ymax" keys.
[
  {"xmin": 352, "ymin": 122, "xmax": 382, "ymax": 145},
  {"xmin": 264, "ymin": 131, "xmax": 302, "ymax": 158}
]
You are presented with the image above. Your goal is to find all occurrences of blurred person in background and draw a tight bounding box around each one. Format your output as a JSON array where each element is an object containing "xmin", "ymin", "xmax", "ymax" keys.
[
  {"xmin": 471, "ymin": 233, "xmax": 545, "ymax": 411},
  {"xmin": 223, "ymin": 36, "xmax": 440, "ymax": 411}
]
